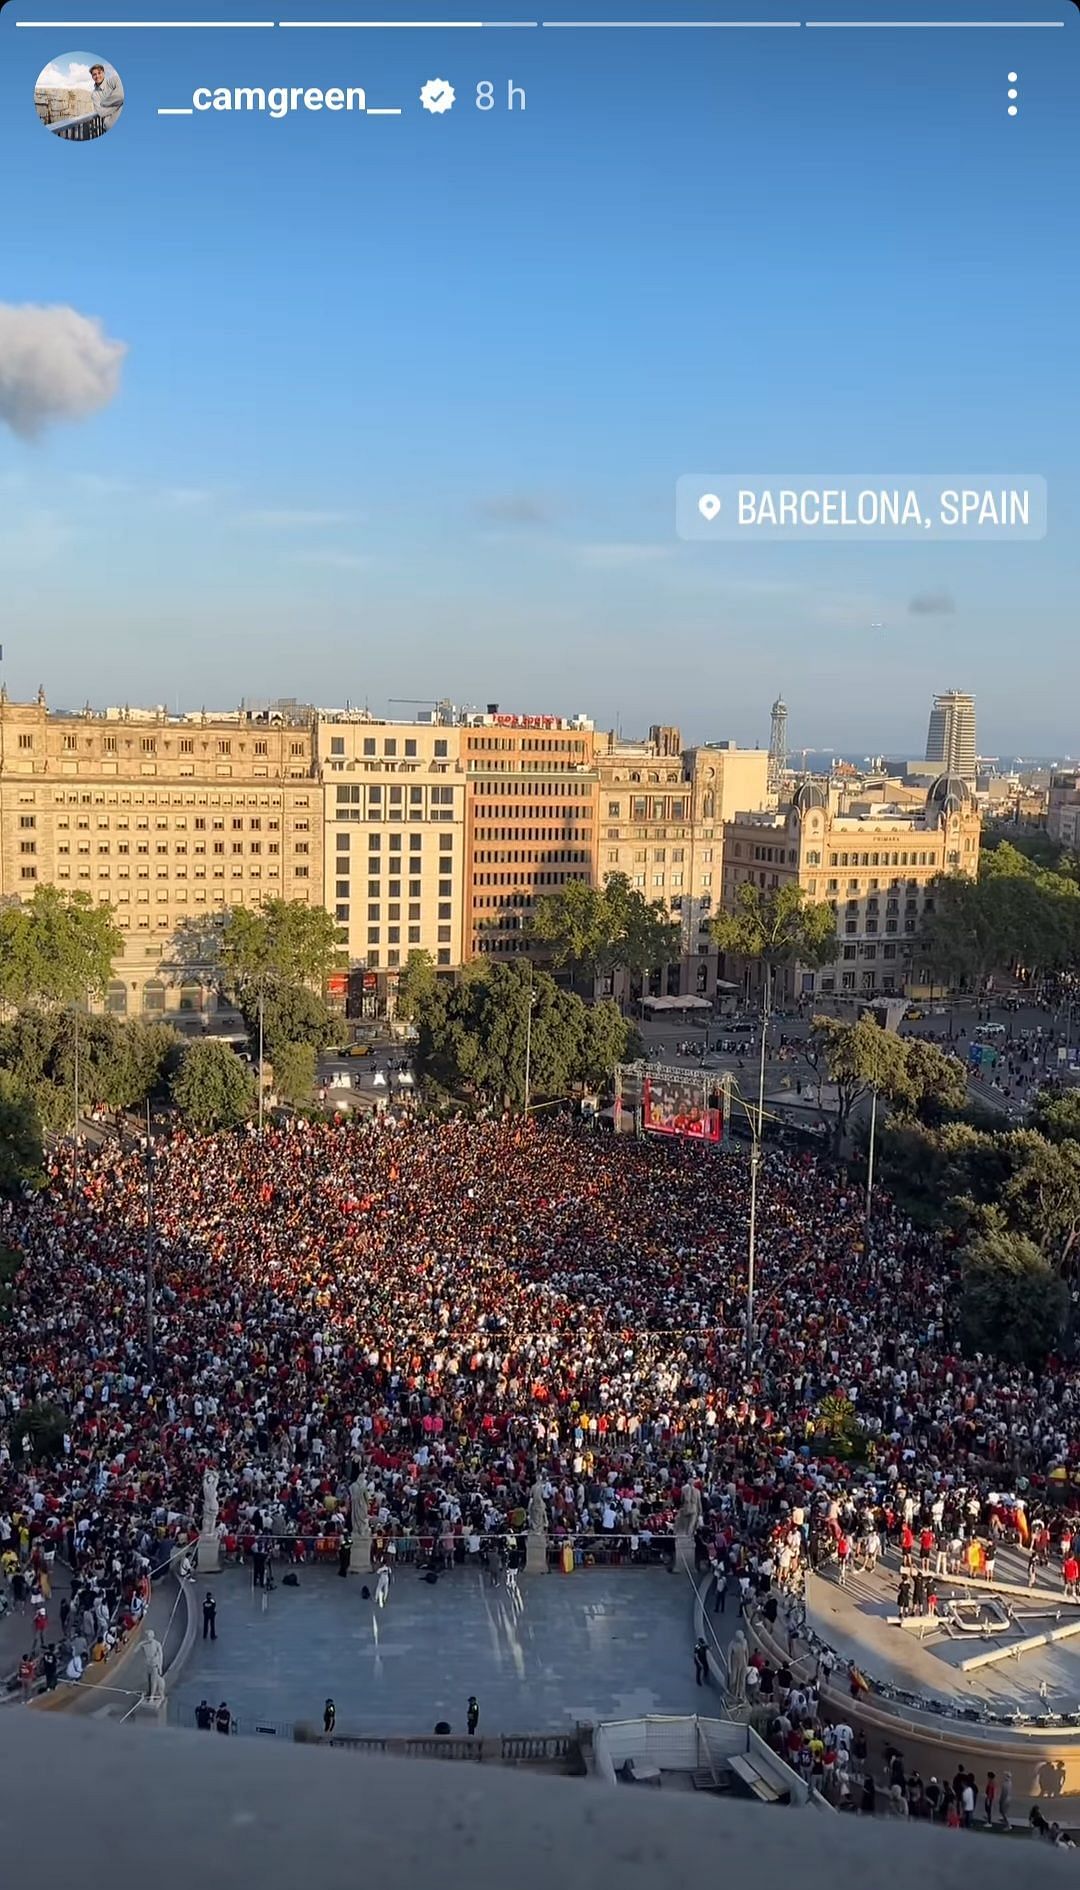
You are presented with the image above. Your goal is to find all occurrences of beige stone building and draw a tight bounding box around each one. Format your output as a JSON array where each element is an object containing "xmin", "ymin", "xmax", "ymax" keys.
[
  {"xmin": 596, "ymin": 730, "xmax": 771, "ymax": 998},
  {"xmin": 316, "ymin": 713, "xmax": 466, "ymax": 990},
  {"xmin": 0, "ymin": 692, "xmax": 321, "ymax": 1017},
  {"xmin": 720, "ymin": 773, "xmax": 981, "ymax": 1002}
]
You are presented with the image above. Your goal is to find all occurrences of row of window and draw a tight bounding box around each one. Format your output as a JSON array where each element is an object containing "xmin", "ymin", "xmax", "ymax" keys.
[
  {"xmin": 355, "ymin": 923, "xmax": 454, "ymax": 947},
  {"xmin": 328, "ymin": 736, "xmax": 449, "ymax": 760},
  {"xmin": 17, "ymin": 733, "xmax": 308, "ymax": 759}
]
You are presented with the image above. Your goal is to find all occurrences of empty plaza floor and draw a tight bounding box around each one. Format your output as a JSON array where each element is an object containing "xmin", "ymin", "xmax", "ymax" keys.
[{"xmin": 171, "ymin": 1564, "xmax": 709, "ymax": 1738}]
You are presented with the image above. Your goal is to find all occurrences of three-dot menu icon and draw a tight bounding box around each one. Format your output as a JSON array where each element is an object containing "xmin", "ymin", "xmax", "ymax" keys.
[{"xmin": 1007, "ymin": 71, "xmax": 1018, "ymax": 117}]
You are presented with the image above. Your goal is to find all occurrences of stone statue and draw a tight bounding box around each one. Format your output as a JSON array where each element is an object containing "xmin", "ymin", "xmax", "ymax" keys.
[
  {"xmin": 676, "ymin": 1478, "xmax": 702, "ymax": 1538},
  {"xmin": 143, "ymin": 1629, "xmax": 166, "ymax": 1707},
  {"xmin": 726, "ymin": 1628, "xmax": 749, "ymax": 1704},
  {"xmin": 201, "ymin": 1467, "xmax": 219, "ymax": 1537},
  {"xmin": 527, "ymin": 1479, "xmax": 548, "ymax": 1535},
  {"xmin": 350, "ymin": 1473, "xmax": 372, "ymax": 1537}
]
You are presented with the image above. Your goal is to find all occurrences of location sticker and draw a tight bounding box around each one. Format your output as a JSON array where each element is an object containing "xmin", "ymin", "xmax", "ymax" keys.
[{"xmin": 698, "ymin": 493, "xmax": 722, "ymax": 522}]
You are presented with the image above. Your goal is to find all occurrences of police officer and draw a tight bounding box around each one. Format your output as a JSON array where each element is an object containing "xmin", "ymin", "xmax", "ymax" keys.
[
  {"xmin": 195, "ymin": 1698, "xmax": 214, "ymax": 1731},
  {"xmin": 324, "ymin": 1697, "xmax": 337, "ymax": 1735},
  {"xmin": 215, "ymin": 1700, "xmax": 232, "ymax": 1735},
  {"xmin": 467, "ymin": 1695, "xmax": 480, "ymax": 1736},
  {"xmin": 202, "ymin": 1590, "xmax": 217, "ymax": 1641}
]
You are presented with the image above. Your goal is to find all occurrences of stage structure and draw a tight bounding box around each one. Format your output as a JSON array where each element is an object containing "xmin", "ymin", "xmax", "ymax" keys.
[{"xmin": 614, "ymin": 1063, "xmax": 731, "ymax": 1144}]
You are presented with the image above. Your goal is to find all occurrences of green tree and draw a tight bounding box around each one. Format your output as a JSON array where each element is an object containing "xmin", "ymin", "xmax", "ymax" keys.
[
  {"xmin": 995, "ymin": 1130, "xmax": 1080, "ymax": 1273},
  {"xmin": 237, "ymin": 982, "xmax": 336, "ymax": 1064},
  {"xmin": 0, "ymin": 886, "xmax": 122, "ymax": 1007},
  {"xmin": 958, "ymin": 1229, "xmax": 1069, "ymax": 1366},
  {"xmin": 1030, "ymin": 1088, "xmax": 1080, "ymax": 1147},
  {"xmin": 272, "ymin": 1040, "xmax": 316, "ymax": 1109},
  {"xmin": 170, "ymin": 1039, "xmax": 255, "ymax": 1133},
  {"xmin": 711, "ymin": 882, "xmax": 836, "ymax": 1010},
  {"xmin": 413, "ymin": 961, "xmax": 635, "ymax": 1106},
  {"xmin": 805, "ymin": 1013, "xmax": 967, "ymax": 1150},
  {"xmin": 0, "ymin": 1071, "xmax": 44, "ymax": 1197},
  {"xmin": 530, "ymin": 873, "xmax": 681, "ymax": 985},
  {"xmin": 219, "ymin": 899, "xmax": 345, "ymax": 1006},
  {"xmin": 394, "ymin": 948, "xmax": 438, "ymax": 1024}
]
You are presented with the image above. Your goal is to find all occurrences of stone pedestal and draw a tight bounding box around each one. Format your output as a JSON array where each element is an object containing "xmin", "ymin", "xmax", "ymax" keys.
[
  {"xmin": 526, "ymin": 1530, "xmax": 548, "ymax": 1575},
  {"xmin": 674, "ymin": 1531, "xmax": 695, "ymax": 1573},
  {"xmin": 197, "ymin": 1532, "xmax": 221, "ymax": 1574},
  {"xmin": 349, "ymin": 1529, "xmax": 372, "ymax": 1575}
]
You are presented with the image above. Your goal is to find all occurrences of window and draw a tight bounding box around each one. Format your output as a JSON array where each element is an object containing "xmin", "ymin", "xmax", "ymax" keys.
[
  {"xmin": 367, "ymin": 927, "xmax": 380, "ymax": 945},
  {"xmin": 384, "ymin": 739, "xmax": 397, "ymax": 757},
  {"xmin": 435, "ymin": 739, "xmax": 448, "ymax": 758},
  {"xmin": 217, "ymin": 741, "xmax": 231, "ymax": 756},
  {"xmin": 17, "ymin": 734, "xmax": 32, "ymax": 751},
  {"xmin": 336, "ymin": 880, "xmax": 350, "ymax": 899},
  {"xmin": 437, "ymin": 948, "xmax": 451, "ymax": 966},
  {"xmin": 18, "ymin": 815, "xmax": 35, "ymax": 830},
  {"xmin": 363, "ymin": 738, "xmax": 376, "ymax": 757},
  {"xmin": 438, "ymin": 925, "xmax": 452, "ymax": 943},
  {"xmin": 335, "ymin": 904, "xmax": 349, "ymax": 921},
  {"xmin": 405, "ymin": 739, "xmax": 417, "ymax": 757},
  {"xmin": 20, "ymin": 866, "xmax": 37, "ymax": 881},
  {"xmin": 331, "ymin": 737, "xmax": 345, "ymax": 756}
]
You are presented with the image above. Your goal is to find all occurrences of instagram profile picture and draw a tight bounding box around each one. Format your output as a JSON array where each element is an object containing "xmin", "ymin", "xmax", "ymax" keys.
[{"xmin": 35, "ymin": 52, "xmax": 124, "ymax": 141}]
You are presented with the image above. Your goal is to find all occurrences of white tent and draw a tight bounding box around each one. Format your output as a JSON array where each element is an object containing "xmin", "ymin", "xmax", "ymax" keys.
[{"xmin": 640, "ymin": 995, "xmax": 712, "ymax": 1013}]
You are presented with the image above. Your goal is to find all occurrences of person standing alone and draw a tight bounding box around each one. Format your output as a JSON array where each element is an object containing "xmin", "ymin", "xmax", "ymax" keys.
[{"xmin": 202, "ymin": 1590, "xmax": 217, "ymax": 1641}]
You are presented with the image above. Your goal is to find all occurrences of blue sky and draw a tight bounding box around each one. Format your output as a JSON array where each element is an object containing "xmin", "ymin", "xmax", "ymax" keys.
[{"xmin": 1, "ymin": 0, "xmax": 1078, "ymax": 756}]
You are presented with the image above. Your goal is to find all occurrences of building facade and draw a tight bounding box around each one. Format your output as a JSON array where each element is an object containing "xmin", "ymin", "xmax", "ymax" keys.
[
  {"xmin": 316, "ymin": 713, "xmax": 466, "ymax": 990},
  {"xmin": 0, "ymin": 691, "xmax": 321, "ymax": 1017},
  {"xmin": 720, "ymin": 774, "xmax": 981, "ymax": 1000},
  {"xmin": 595, "ymin": 731, "xmax": 771, "ymax": 998},
  {"xmin": 925, "ymin": 690, "xmax": 977, "ymax": 783},
  {"xmin": 463, "ymin": 711, "xmax": 598, "ymax": 958},
  {"xmin": 1048, "ymin": 773, "xmax": 1080, "ymax": 850}
]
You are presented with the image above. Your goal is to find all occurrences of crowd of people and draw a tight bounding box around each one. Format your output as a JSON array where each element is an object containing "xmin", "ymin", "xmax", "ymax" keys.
[{"xmin": 2, "ymin": 1110, "xmax": 1080, "ymax": 1752}]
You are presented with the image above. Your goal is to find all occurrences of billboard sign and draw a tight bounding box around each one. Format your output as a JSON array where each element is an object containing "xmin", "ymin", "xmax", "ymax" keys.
[{"xmin": 642, "ymin": 1074, "xmax": 726, "ymax": 1144}]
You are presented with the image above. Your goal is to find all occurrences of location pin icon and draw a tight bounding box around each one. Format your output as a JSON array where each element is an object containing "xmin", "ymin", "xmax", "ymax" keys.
[{"xmin": 698, "ymin": 493, "xmax": 722, "ymax": 522}]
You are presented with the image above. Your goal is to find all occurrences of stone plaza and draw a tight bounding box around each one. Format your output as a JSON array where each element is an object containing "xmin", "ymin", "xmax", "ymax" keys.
[{"xmin": 171, "ymin": 1564, "xmax": 712, "ymax": 1739}]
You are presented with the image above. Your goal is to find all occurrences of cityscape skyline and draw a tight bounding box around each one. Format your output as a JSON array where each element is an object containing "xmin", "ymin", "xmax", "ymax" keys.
[{"xmin": 1, "ymin": 2, "xmax": 1077, "ymax": 754}]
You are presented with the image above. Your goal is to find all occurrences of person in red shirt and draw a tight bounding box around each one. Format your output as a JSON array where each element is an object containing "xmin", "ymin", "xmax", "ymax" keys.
[
  {"xmin": 836, "ymin": 1532, "xmax": 850, "ymax": 1586},
  {"xmin": 1063, "ymin": 1553, "xmax": 1079, "ymax": 1600}
]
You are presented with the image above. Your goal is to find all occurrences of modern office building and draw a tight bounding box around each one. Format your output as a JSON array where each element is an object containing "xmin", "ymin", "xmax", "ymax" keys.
[
  {"xmin": 1048, "ymin": 772, "xmax": 1080, "ymax": 849},
  {"xmin": 0, "ymin": 690, "xmax": 321, "ymax": 1017},
  {"xmin": 720, "ymin": 773, "xmax": 981, "ymax": 1001},
  {"xmin": 316, "ymin": 712, "xmax": 466, "ymax": 995},
  {"xmin": 463, "ymin": 708, "xmax": 598, "ymax": 959},
  {"xmin": 925, "ymin": 690, "xmax": 977, "ymax": 783}
]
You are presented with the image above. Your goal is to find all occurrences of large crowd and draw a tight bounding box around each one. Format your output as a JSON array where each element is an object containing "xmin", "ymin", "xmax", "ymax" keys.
[{"xmin": 3, "ymin": 1111, "xmax": 1080, "ymax": 1714}]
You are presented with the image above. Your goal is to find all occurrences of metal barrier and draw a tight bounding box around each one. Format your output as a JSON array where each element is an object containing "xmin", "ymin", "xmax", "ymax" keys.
[{"xmin": 49, "ymin": 112, "xmax": 108, "ymax": 140}]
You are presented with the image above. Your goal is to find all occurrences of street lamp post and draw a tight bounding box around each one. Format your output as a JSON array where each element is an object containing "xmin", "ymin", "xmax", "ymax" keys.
[
  {"xmin": 523, "ymin": 987, "xmax": 538, "ymax": 1119},
  {"xmin": 745, "ymin": 963, "xmax": 772, "ymax": 1372},
  {"xmin": 865, "ymin": 1086, "xmax": 878, "ymax": 1240},
  {"xmin": 144, "ymin": 1098, "xmax": 155, "ymax": 1371},
  {"xmin": 257, "ymin": 979, "xmax": 265, "ymax": 1133},
  {"xmin": 71, "ymin": 1001, "xmax": 81, "ymax": 1198}
]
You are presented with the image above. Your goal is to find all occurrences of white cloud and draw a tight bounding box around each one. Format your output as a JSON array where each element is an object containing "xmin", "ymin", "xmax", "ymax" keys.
[
  {"xmin": 37, "ymin": 59, "xmax": 93, "ymax": 89},
  {"xmin": 159, "ymin": 487, "xmax": 214, "ymax": 509},
  {"xmin": 0, "ymin": 303, "xmax": 126, "ymax": 440}
]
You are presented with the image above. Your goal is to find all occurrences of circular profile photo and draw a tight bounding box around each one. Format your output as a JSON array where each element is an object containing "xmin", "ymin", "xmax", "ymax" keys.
[{"xmin": 35, "ymin": 52, "xmax": 124, "ymax": 141}]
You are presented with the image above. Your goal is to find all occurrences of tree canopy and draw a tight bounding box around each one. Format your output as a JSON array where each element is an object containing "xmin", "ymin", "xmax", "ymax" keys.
[
  {"xmin": 923, "ymin": 846, "xmax": 1080, "ymax": 991},
  {"xmin": 0, "ymin": 1071, "xmax": 44, "ymax": 1198},
  {"xmin": 804, "ymin": 1012, "xmax": 967, "ymax": 1147},
  {"xmin": 0, "ymin": 1011, "xmax": 180, "ymax": 1132},
  {"xmin": 411, "ymin": 960, "xmax": 637, "ymax": 1106},
  {"xmin": 0, "ymin": 887, "xmax": 122, "ymax": 1007},
  {"xmin": 529, "ymin": 874, "xmax": 682, "ymax": 983},
  {"xmin": 711, "ymin": 882, "xmax": 836, "ymax": 1001},
  {"xmin": 958, "ymin": 1230, "xmax": 1069, "ymax": 1366},
  {"xmin": 170, "ymin": 1039, "xmax": 255, "ymax": 1133},
  {"xmin": 219, "ymin": 899, "xmax": 345, "ymax": 1005},
  {"xmin": 394, "ymin": 949, "xmax": 438, "ymax": 1024}
]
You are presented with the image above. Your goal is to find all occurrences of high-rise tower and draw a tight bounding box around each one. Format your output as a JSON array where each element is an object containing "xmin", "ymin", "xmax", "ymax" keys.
[{"xmin": 925, "ymin": 690, "xmax": 977, "ymax": 782}]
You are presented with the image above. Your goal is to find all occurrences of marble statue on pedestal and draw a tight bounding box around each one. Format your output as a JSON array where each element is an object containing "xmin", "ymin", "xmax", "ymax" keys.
[
  {"xmin": 143, "ymin": 1628, "xmax": 166, "ymax": 1707},
  {"xmin": 201, "ymin": 1467, "xmax": 219, "ymax": 1538},
  {"xmin": 726, "ymin": 1628, "xmax": 749, "ymax": 1704},
  {"xmin": 676, "ymin": 1478, "xmax": 702, "ymax": 1538},
  {"xmin": 349, "ymin": 1473, "xmax": 372, "ymax": 1537},
  {"xmin": 527, "ymin": 1480, "xmax": 548, "ymax": 1535}
]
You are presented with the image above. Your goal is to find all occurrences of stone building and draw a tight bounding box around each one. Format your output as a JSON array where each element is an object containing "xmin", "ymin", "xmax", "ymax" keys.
[
  {"xmin": 720, "ymin": 773, "xmax": 981, "ymax": 1002},
  {"xmin": 0, "ymin": 692, "xmax": 321, "ymax": 1018},
  {"xmin": 596, "ymin": 729, "xmax": 771, "ymax": 999},
  {"xmin": 316, "ymin": 712, "xmax": 466, "ymax": 999}
]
